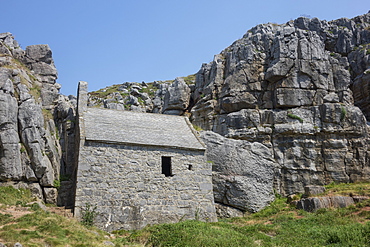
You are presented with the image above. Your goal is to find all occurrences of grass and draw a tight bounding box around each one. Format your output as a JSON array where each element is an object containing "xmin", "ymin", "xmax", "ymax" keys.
[
  {"xmin": 323, "ymin": 181, "xmax": 370, "ymax": 197},
  {"xmin": 29, "ymin": 84, "xmax": 41, "ymax": 102},
  {"xmin": 112, "ymin": 190, "xmax": 370, "ymax": 247},
  {"xmin": 182, "ymin": 74, "xmax": 196, "ymax": 85},
  {"xmin": 89, "ymin": 84, "xmax": 122, "ymax": 98},
  {"xmin": 0, "ymin": 186, "xmax": 110, "ymax": 247},
  {"xmin": 42, "ymin": 108, "xmax": 53, "ymax": 122},
  {"xmin": 0, "ymin": 186, "xmax": 34, "ymax": 206},
  {"xmin": 287, "ymin": 113, "xmax": 304, "ymax": 123},
  {"xmin": 1, "ymin": 184, "xmax": 370, "ymax": 246},
  {"xmin": 0, "ymin": 211, "xmax": 109, "ymax": 247},
  {"xmin": 111, "ymin": 202, "xmax": 370, "ymax": 247},
  {"xmin": 340, "ymin": 105, "xmax": 347, "ymax": 121},
  {"xmin": 192, "ymin": 124, "xmax": 203, "ymax": 131}
]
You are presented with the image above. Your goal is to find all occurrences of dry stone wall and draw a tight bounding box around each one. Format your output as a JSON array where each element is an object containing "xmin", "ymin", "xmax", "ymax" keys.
[{"xmin": 75, "ymin": 142, "xmax": 216, "ymax": 231}]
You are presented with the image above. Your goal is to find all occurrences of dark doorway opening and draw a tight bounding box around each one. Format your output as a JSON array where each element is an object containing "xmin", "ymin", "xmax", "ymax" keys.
[{"xmin": 161, "ymin": 156, "xmax": 172, "ymax": 177}]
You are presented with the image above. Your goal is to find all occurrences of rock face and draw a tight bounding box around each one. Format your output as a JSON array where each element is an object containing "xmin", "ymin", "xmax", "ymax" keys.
[
  {"xmin": 0, "ymin": 33, "xmax": 76, "ymax": 204},
  {"xmin": 201, "ymin": 131, "xmax": 276, "ymax": 212},
  {"xmin": 189, "ymin": 12, "xmax": 370, "ymax": 207}
]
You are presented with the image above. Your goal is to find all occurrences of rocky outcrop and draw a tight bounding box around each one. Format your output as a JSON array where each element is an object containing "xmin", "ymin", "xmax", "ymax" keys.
[
  {"xmin": 87, "ymin": 76, "xmax": 195, "ymax": 115},
  {"xmin": 190, "ymin": 12, "xmax": 370, "ymax": 202},
  {"xmin": 162, "ymin": 77, "xmax": 191, "ymax": 115},
  {"xmin": 0, "ymin": 33, "xmax": 76, "ymax": 204}
]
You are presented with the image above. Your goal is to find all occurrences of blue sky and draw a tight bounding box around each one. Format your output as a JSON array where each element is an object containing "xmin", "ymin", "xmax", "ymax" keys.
[{"xmin": 2, "ymin": 1, "xmax": 369, "ymax": 96}]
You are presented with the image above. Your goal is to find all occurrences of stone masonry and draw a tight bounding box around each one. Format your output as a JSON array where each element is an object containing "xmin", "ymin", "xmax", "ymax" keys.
[{"xmin": 74, "ymin": 81, "xmax": 217, "ymax": 231}]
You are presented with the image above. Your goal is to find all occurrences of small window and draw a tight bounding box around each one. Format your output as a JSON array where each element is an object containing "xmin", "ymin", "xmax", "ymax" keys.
[
  {"xmin": 161, "ymin": 156, "xmax": 172, "ymax": 177},
  {"xmin": 188, "ymin": 164, "xmax": 193, "ymax": 171}
]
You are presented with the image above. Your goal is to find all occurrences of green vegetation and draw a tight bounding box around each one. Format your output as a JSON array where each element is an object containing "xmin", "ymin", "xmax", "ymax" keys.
[
  {"xmin": 324, "ymin": 181, "xmax": 370, "ymax": 197},
  {"xmin": 138, "ymin": 83, "xmax": 157, "ymax": 98},
  {"xmin": 287, "ymin": 113, "xmax": 304, "ymax": 123},
  {"xmin": 0, "ymin": 186, "xmax": 108, "ymax": 247},
  {"xmin": 182, "ymin": 74, "xmax": 196, "ymax": 85},
  {"xmin": 340, "ymin": 105, "xmax": 347, "ymax": 121},
  {"xmin": 81, "ymin": 203, "xmax": 98, "ymax": 227},
  {"xmin": 112, "ymin": 193, "xmax": 370, "ymax": 246},
  {"xmin": 20, "ymin": 143, "xmax": 27, "ymax": 153},
  {"xmin": 53, "ymin": 179, "xmax": 61, "ymax": 189},
  {"xmin": 42, "ymin": 108, "xmax": 53, "ymax": 123},
  {"xmin": 192, "ymin": 124, "xmax": 203, "ymax": 131},
  {"xmin": 0, "ymin": 186, "xmax": 34, "ymax": 206},
  {"xmin": 89, "ymin": 84, "xmax": 122, "ymax": 98},
  {"xmin": 29, "ymin": 84, "xmax": 41, "ymax": 101},
  {"xmin": 1, "ymin": 183, "xmax": 370, "ymax": 246},
  {"xmin": 0, "ymin": 210, "xmax": 108, "ymax": 247}
]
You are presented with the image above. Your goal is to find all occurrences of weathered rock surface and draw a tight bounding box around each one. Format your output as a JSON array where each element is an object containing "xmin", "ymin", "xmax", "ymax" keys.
[
  {"xmin": 0, "ymin": 33, "xmax": 75, "ymax": 204},
  {"xmin": 162, "ymin": 77, "xmax": 191, "ymax": 115},
  {"xmin": 303, "ymin": 185, "xmax": 326, "ymax": 197},
  {"xmin": 215, "ymin": 203, "xmax": 244, "ymax": 218},
  {"xmin": 296, "ymin": 196, "xmax": 355, "ymax": 212},
  {"xmin": 201, "ymin": 131, "xmax": 276, "ymax": 212},
  {"xmin": 190, "ymin": 12, "xmax": 370, "ymax": 201}
]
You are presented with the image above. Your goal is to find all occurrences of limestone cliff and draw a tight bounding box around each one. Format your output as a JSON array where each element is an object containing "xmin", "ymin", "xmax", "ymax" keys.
[
  {"xmin": 88, "ymin": 12, "xmax": 370, "ymax": 213},
  {"xmin": 0, "ymin": 33, "xmax": 76, "ymax": 205},
  {"xmin": 191, "ymin": 12, "xmax": 370, "ymax": 203}
]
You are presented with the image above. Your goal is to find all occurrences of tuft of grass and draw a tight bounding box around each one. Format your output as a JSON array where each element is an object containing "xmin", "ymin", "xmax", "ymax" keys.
[
  {"xmin": 81, "ymin": 203, "xmax": 98, "ymax": 227},
  {"xmin": 89, "ymin": 84, "xmax": 121, "ymax": 98},
  {"xmin": 0, "ymin": 186, "xmax": 34, "ymax": 206},
  {"xmin": 53, "ymin": 180, "xmax": 61, "ymax": 189},
  {"xmin": 324, "ymin": 181, "xmax": 370, "ymax": 197},
  {"xmin": 340, "ymin": 105, "xmax": 347, "ymax": 121},
  {"xmin": 182, "ymin": 74, "xmax": 196, "ymax": 85},
  {"xmin": 29, "ymin": 84, "xmax": 41, "ymax": 101},
  {"xmin": 192, "ymin": 124, "xmax": 203, "ymax": 131},
  {"xmin": 287, "ymin": 113, "xmax": 304, "ymax": 123},
  {"xmin": 0, "ymin": 213, "xmax": 13, "ymax": 225},
  {"xmin": 42, "ymin": 108, "xmax": 53, "ymax": 122}
]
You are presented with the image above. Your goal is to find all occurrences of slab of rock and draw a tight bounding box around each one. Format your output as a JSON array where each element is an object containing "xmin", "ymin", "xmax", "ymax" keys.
[
  {"xmin": 201, "ymin": 131, "xmax": 276, "ymax": 212},
  {"xmin": 296, "ymin": 196, "xmax": 354, "ymax": 212},
  {"xmin": 215, "ymin": 203, "xmax": 244, "ymax": 218},
  {"xmin": 304, "ymin": 185, "xmax": 326, "ymax": 197}
]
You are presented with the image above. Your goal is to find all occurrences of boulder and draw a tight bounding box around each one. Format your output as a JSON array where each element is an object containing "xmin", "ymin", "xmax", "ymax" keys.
[
  {"xmin": 214, "ymin": 203, "xmax": 244, "ymax": 218},
  {"xmin": 303, "ymin": 185, "xmax": 326, "ymax": 197},
  {"xmin": 162, "ymin": 78, "xmax": 191, "ymax": 115},
  {"xmin": 201, "ymin": 131, "xmax": 276, "ymax": 212},
  {"xmin": 296, "ymin": 196, "xmax": 355, "ymax": 212}
]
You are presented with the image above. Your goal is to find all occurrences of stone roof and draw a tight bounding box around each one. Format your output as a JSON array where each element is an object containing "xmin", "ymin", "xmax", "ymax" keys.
[{"xmin": 84, "ymin": 108, "xmax": 205, "ymax": 151}]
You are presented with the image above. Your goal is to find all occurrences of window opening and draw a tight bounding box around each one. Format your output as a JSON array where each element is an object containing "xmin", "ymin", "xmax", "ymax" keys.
[
  {"xmin": 161, "ymin": 156, "xmax": 172, "ymax": 177},
  {"xmin": 188, "ymin": 164, "xmax": 193, "ymax": 171}
]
